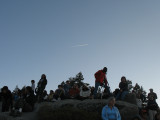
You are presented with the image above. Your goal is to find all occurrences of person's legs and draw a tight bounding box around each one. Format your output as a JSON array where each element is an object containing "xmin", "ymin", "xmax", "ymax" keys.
[
  {"xmin": 121, "ymin": 91, "xmax": 128, "ymax": 100},
  {"xmin": 38, "ymin": 88, "xmax": 44, "ymax": 102},
  {"xmin": 93, "ymin": 82, "xmax": 100, "ymax": 98},
  {"xmin": 116, "ymin": 92, "xmax": 121, "ymax": 100},
  {"xmin": 149, "ymin": 110, "xmax": 154, "ymax": 120},
  {"xmin": 153, "ymin": 110, "xmax": 157, "ymax": 120},
  {"xmin": 2, "ymin": 102, "xmax": 6, "ymax": 112}
]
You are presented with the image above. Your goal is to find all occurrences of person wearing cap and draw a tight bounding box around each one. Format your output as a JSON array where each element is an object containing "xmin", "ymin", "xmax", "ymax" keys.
[
  {"xmin": 93, "ymin": 67, "xmax": 110, "ymax": 98},
  {"xmin": 102, "ymin": 97, "xmax": 121, "ymax": 120},
  {"xmin": 148, "ymin": 89, "xmax": 157, "ymax": 101}
]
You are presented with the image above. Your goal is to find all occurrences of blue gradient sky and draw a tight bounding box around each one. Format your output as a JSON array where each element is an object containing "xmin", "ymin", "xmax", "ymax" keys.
[{"xmin": 0, "ymin": 0, "xmax": 160, "ymax": 101}]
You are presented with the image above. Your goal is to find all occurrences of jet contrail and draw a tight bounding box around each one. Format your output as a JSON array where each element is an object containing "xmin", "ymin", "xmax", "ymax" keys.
[{"xmin": 72, "ymin": 44, "xmax": 89, "ymax": 47}]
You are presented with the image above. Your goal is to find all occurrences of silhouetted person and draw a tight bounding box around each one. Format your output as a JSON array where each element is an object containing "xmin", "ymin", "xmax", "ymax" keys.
[
  {"xmin": 116, "ymin": 76, "xmax": 128, "ymax": 100},
  {"xmin": 69, "ymin": 84, "xmax": 80, "ymax": 99},
  {"xmin": 147, "ymin": 97, "xmax": 159, "ymax": 120},
  {"xmin": 1, "ymin": 86, "xmax": 13, "ymax": 112},
  {"xmin": 55, "ymin": 85, "xmax": 65, "ymax": 100},
  {"xmin": 63, "ymin": 81, "xmax": 71, "ymax": 98},
  {"xmin": 93, "ymin": 67, "xmax": 110, "ymax": 98},
  {"xmin": 31, "ymin": 80, "xmax": 35, "ymax": 92},
  {"xmin": 11, "ymin": 86, "xmax": 36, "ymax": 116},
  {"xmin": 37, "ymin": 74, "xmax": 47, "ymax": 102},
  {"xmin": 148, "ymin": 89, "xmax": 157, "ymax": 101}
]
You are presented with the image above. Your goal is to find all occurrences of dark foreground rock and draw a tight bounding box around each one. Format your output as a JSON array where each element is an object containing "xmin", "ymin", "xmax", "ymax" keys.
[{"xmin": 0, "ymin": 99, "xmax": 139, "ymax": 120}]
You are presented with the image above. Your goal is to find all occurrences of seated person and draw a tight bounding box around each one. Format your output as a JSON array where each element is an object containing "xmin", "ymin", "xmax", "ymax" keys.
[
  {"xmin": 1, "ymin": 86, "xmax": 13, "ymax": 112},
  {"xmin": 69, "ymin": 84, "xmax": 80, "ymax": 99},
  {"xmin": 116, "ymin": 76, "xmax": 128, "ymax": 100},
  {"xmin": 11, "ymin": 86, "xmax": 36, "ymax": 116},
  {"xmin": 102, "ymin": 97, "xmax": 121, "ymax": 120},
  {"xmin": 55, "ymin": 85, "xmax": 65, "ymax": 100},
  {"xmin": 47, "ymin": 90, "xmax": 55, "ymax": 102},
  {"xmin": 80, "ymin": 84, "xmax": 91, "ymax": 100},
  {"xmin": 103, "ymin": 87, "xmax": 112, "ymax": 99},
  {"xmin": 42, "ymin": 90, "xmax": 48, "ymax": 101}
]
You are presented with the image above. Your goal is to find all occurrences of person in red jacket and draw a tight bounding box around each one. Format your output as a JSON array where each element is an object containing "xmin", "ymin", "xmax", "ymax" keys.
[{"xmin": 93, "ymin": 67, "xmax": 110, "ymax": 98}]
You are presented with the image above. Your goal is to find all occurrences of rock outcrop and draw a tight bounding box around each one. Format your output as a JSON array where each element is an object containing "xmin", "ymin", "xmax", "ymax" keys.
[{"xmin": 0, "ymin": 99, "xmax": 139, "ymax": 120}]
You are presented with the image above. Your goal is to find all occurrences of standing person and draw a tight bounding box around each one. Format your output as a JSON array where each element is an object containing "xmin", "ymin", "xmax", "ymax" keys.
[
  {"xmin": 148, "ymin": 89, "xmax": 157, "ymax": 101},
  {"xmin": 116, "ymin": 76, "xmax": 128, "ymax": 100},
  {"xmin": 64, "ymin": 81, "xmax": 71, "ymax": 98},
  {"xmin": 37, "ymin": 74, "xmax": 47, "ymax": 102},
  {"xmin": 1, "ymin": 86, "xmax": 13, "ymax": 112},
  {"xmin": 93, "ymin": 67, "xmax": 110, "ymax": 98},
  {"xmin": 147, "ymin": 96, "xmax": 159, "ymax": 120},
  {"xmin": 31, "ymin": 80, "xmax": 35, "ymax": 93},
  {"xmin": 102, "ymin": 97, "xmax": 121, "ymax": 120}
]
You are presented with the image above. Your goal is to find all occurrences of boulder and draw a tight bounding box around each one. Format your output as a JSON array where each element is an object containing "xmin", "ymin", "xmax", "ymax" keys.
[
  {"xmin": 0, "ymin": 99, "xmax": 139, "ymax": 120},
  {"xmin": 124, "ymin": 93, "xmax": 137, "ymax": 105},
  {"xmin": 37, "ymin": 99, "xmax": 139, "ymax": 120}
]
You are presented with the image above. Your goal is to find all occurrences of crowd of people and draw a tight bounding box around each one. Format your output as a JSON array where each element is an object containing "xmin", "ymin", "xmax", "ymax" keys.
[{"xmin": 0, "ymin": 67, "xmax": 159, "ymax": 120}]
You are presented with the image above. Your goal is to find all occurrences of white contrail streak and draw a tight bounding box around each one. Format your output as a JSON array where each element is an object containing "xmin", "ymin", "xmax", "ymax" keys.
[{"xmin": 72, "ymin": 44, "xmax": 88, "ymax": 47}]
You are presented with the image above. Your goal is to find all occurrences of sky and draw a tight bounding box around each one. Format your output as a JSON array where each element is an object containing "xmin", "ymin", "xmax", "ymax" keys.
[{"xmin": 0, "ymin": 0, "xmax": 160, "ymax": 103}]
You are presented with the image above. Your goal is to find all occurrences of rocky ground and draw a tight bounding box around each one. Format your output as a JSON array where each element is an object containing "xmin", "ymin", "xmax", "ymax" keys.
[{"xmin": 0, "ymin": 98, "xmax": 139, "ymax": 120}]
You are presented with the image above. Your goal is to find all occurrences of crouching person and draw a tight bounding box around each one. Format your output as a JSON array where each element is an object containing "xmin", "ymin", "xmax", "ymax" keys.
[
  {"xmin": 10, "ymin": 86, "xmax": 36, "ymax": 116},
  {"xmin": 102, "ymin": 97, "xmax": 121, "ymax": 120},
  {"xmin": 80, "ymin": 84, "xmax": 91, "ymax": 100}
]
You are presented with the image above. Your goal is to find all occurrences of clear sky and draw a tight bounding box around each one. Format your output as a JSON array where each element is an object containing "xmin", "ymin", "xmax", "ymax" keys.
[{"xmin": 0, "ymin": 0, "xmax": 160, "ymax": 102}]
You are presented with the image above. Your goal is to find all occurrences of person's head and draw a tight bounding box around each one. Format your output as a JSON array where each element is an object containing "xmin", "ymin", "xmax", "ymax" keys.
[
  {"xmin": 66, "ymin": 81, "xmax": 70, "ymax": 84},
  {"xmin": 58, "ymin": 85, "xmax": 63, "ymax": 89},
  {"xmin": 31, "ymin": 80, "xmax": 35, "ymax": 84},
  {"xmin": 108, "ymin": 97, "xmax": 116, "ymax": 107},
  {"xmin": 41, "ymin": 74, "xmax": 46, "ymax": 79},
  {"xmin": 103, "ymin": 67, "xmax": 107, "ymax": 73},
  {"xmin": 121, "ymin": 76, "xmax": 126, "ymax": 82},
  {"xmin": 25, "ymin": 86, "xmax": 32, "ymax": 94},
  {"xmin": 50, "ymin": 90, "xmax": 54, "ymax": 94},
  {"xmin": 2, "ymin": 86, "xmax": 8, "ymax": 94},
  {"xmin": 150, "ymin": 88, "xmax": 153, "ymax": 93},
  {"xmin": 43, "ymin": 90, "xmax": 47, "ymax": 95}
]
